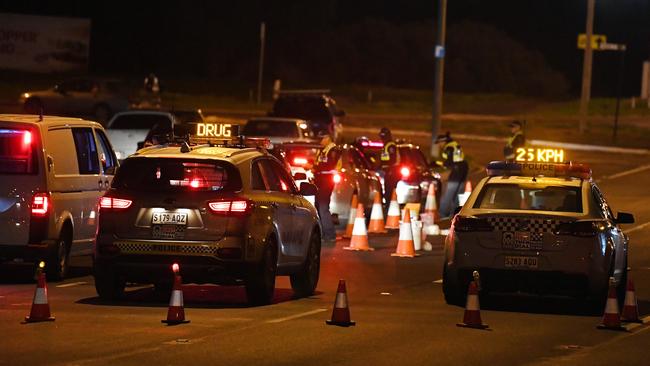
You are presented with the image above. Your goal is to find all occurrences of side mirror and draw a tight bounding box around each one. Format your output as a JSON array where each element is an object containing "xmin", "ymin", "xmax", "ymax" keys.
[
  {"xmin": 615, "ymin": 212, "xmax": 635, "ymax": 224},
  {"xmin": 293, "ymin": 172, "xmax": 307, "ymax": 181},
  {"xmin": 299, "ymin": 182, "xmax": 318, "ymax": 196},
  {"xmin": 137, "ymin": 141, "xmax": 144, "ymax": 150}
]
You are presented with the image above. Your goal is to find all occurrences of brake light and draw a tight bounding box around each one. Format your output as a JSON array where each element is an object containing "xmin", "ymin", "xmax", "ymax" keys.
[
  {"xmin": 293, "ymin": 157, "xmax": 308, "ymax": 166},
  {"xmin": 190, "ymin": 178, "xmax": 201, "ymax": 189},
  {"xmin": 23, "ymin": 131, "xmax": 32, "ymax": 146},
  {"xmin": 333, "ymin": 173, "xmax": 342, "ymax": 184},
  {"xmin": 400, "ymin": 166, "xmax": 411, "ymax": 178},
  {"xmin": 99, "ymin": 197, "xmax": 133, "ymax": 210},
  {"xmin": 452, "ymin": 216, "xmax": 493, "ymax": 232},
  {"xmin": 555, "ymin": 220, "xmax": 607, "ymax": 237},
  {"xmin": 31, "ymin": 193, "xmax": 50, "ymax": 216},
  {"xmin": 208, "ymin": 199, "xmax": 251, "ymax": 215}
]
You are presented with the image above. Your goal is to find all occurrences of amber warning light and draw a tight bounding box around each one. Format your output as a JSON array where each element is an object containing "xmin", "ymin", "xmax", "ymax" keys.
[{"xmin": 516, "ymin": 148, "xmax": 565, "ymax": 163}]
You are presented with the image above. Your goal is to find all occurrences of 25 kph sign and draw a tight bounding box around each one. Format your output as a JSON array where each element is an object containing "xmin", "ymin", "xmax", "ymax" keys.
[
  {"xmin": 516, "ymin": 148, "xmax": 565, "ymax": 163},
  {"xmin": 196, "ymin": 123, "xmax": 234, "ymax": 138}
]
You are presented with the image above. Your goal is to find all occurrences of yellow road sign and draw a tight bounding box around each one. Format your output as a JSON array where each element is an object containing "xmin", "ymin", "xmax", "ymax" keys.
[{"xmin": 577, "ymin": 34, "xmax": 607, "ymax": 50}]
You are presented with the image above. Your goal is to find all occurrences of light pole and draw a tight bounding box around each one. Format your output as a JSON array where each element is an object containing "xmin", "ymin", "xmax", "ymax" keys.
[
  {"xmin": 578, "ymin": 0, "xmax": 595, "ymax": 134},
  {"xmin": 256, "ymin": 22, "xmax": 266, "ymax": 105},
  {"xmin": 430, "ymin": 0, "xmax": 447, "ymax": 158}
]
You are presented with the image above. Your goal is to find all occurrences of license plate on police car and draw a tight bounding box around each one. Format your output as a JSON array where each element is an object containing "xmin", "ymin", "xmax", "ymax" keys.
[
  {"xmin": 152, "ymin": 212, "xmax": 188, "ymax": 225},
  {"xmin": 504, "ymin": 256, "xmax": 538, "ymax": 269}
]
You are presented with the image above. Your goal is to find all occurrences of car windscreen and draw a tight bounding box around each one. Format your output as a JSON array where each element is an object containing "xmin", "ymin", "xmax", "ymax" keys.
[
  {"xmin": 0, "ymin": 128, "xmax": 37, "ymax": 174},
  {"xmin": 109, "ymin": 114, "xmax": 172, "ymax": 130},
  {"xmin": 272, "ymin": 98, "xmax": 330, "ymax": 120},
  {"xmin": 242, "ymin": 120, "xmax": 299, "ymax": 138},
  {"xmin": 112, "ymin": 158, "xmax": 242, "ymax": 192},
  {"xmin": 399, "ymin": 147, "xmax": 428, "ymax": 167},
  {"xmin": 473, "ymin": 183, "xmax": 582, "ymax": 212}
]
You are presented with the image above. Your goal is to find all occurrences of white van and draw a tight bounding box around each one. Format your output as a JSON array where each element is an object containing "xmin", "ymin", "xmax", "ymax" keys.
[{"xmin": 0, "ymin": 114, "xmax": 118, "ymax": 279}]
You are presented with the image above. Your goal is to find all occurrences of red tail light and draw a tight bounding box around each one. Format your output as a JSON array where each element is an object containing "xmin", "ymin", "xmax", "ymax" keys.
[
  {"xmin": 452, "ymin": 216, "xmax": 493, "ymax": 232},
  {"xmin": 208, "ymin": 199, "xmax": 251, "ymax": 215},
  {"xmin": 400, "ymin": 166, "xmax": 411, "ymax": 178},
  {"xmin": 293, "ymin": 157, "xmax": 308, "ymax": 166},
  {"xmin": 555, "ymin": 220, "xmax": 607, "ymax": 237},
  {"xmin": 23, "ymin": 131, "xmax": 32, "ymax": 146},
  {"xmin": 100, "ymin": 197, "xmax": 133, "ymax": 210},
  {"xmin": 31, "ymin": 193, "xmax": 50, "ymax": 216},
  {"xmin": 333, "ymin": 173, "xmax": 342, "ymax": 184}
]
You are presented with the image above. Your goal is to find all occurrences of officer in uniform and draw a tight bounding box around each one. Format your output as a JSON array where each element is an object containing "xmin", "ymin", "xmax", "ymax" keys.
[
  {"xmin": 436, "ymin": 132, "xmax": 468, "ymax": 218},
  {"xmin": 379, "ymin": 127, "xmax": 397, "ymax": 168},
  {"xmin": 309, "ymin": 132, "xmax": 341, "ymax": 245},
  {"xmin": 504, "ymin": 120, "xmax": 526, "ymax": 161}
]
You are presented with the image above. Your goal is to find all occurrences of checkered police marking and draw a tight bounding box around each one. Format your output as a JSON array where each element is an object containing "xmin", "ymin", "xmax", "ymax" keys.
[
  {"xmin": 115, "ymin": 242, "xmax": 219, "ymax": 256},
  {"xmin": 486, "ymin": 217, "xmax": 567, "ymax": 233}
]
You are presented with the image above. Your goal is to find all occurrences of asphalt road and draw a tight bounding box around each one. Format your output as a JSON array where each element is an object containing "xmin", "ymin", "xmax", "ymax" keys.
[{"xmin": 1, "ymin": 139, "xmax": 650, "ymax": 366}]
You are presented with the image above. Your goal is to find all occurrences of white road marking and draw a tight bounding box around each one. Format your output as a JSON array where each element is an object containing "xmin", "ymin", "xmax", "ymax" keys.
[
  {"xmin": 626, "ymin": 222, "xmax": 650, "ymax": 234},
  {"xmin": 600, "ymin": 164, "xmax": 650, "ymax": 181},
  {"xmin": 265, "ymin": 308, "xmax": 327, "ymax": 324},
  {"xmin": 433, "ymin": 279, "xmax": 443, "ymax": 284},
  {"xmin": 56, "ymin": 281, "xmax": 87, "ymax": 288}
]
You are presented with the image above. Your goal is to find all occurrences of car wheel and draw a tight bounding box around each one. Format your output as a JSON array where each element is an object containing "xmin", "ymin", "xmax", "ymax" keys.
[
  {"xmin": 93, "ymin": 104, "xmax": 112, "ymax": 124},
  {"xmin": 245, "ymin": 240, "xmax": 277, "ymax": 305},
  {"xmin": 24, "ymin": 98, "xmax": 43, "ymax": 115},
  {"xmin": 442, "ymin": 264, "xmax": 464, "ymax": 306},
  {"xmin": 94, "ymin": 265, "xmax": 126, "ymax": 301},
  {"xmin": 47, "ymin": 237, "xmax": 70, "ymax": 281},
  {"xmin": 290, "ymin": 231, "xmax": 321, "ymax": 297}
]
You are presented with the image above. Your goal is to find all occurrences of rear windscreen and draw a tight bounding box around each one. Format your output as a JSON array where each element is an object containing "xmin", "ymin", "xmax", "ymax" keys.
[
  {"xmin": 109, "ymin": 115, "xmax": 172, "ymax": 130},
  {"xmin": 399, "ymin": 147, "xmax": 428, "ymax": 167},
  {"xmin": 0, "ymin": 128, "xmax": 37, "ymax": 174},
  {"xmin": 474, "ymin": 184, "xmax": 582, "ymax": 212},
  {"xmin": 242, "ymin": 120, "xmax": 299, "ymax": 138},
  {"xmin": 112, "ymin": 158, "xmax": 242, "ymax": 192}
]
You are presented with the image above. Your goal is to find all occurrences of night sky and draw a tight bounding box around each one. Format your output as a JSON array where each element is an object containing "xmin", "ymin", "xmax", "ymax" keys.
[{"xmin": 1, "ymin": 0, "xmax": 648, "ymax": 97}]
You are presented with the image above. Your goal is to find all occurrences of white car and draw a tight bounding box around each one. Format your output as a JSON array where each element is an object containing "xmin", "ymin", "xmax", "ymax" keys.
[
  {"xmin": 0, "ymin": 114, "xmax": 118, "ymax": 279},
  {"xmin": 443, "ymin": 160, "xmax": 634, "ymax": 305},
  {"xmin": 241, "ymin": 117, "xmax": 316, "ymax": 145},
  {"xmin": 106, "ymin": 109, "xmax": 204, "ymax": 160}
]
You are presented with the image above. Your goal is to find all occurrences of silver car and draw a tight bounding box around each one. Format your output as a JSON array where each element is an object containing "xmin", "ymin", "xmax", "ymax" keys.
[{"xmin": 443, "ymin": 161, "xmax": 634, "ymax": 305}]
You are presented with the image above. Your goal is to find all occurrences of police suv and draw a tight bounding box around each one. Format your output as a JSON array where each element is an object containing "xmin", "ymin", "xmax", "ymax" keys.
[
  {"xmin": 443, "ymin": 149, "xmax": 634, "ymax": 305},
  {"xmin": 94, "ymin": 123, "xmax": 322, "ymax": 305}
]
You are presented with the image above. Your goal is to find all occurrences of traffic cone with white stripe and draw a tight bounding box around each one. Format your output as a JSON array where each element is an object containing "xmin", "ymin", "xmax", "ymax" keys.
[
  {"xmin": 464, "ymin": 181, "xmax": 472, "ymax": 194},
  {"xmin": 385, "ymin": 191, "xmax": 400, "ymax": 229},
  {"xmin": 424, "ymin": 183, "xmax": 440, "ymax": 223},
  {"xmin": 456, "ymin": 281, "xmax": 488, "ymax": 329},
  {"xmin": 343, "ymin": 203, "xmax": 374, "ymax": 251},
  {"xmin": 622, "ymin": 278, "xmax": 642, "ymax": 323},
  {"xmin": 162, "ymin": 263, "xmax": 190, "ymax": 325},
  {"xmin": 24, "ymin": 261, "xmax": 55, "ymax": 323},
  {"xmin": 326, "ymin": 279, "xmax": 355, "ymax": 327},
  {"xmin": 367, "ymin": 193, "xmax": 387, "ymax": 234},
  {"xmin": 342, "ymin": 194, "xmax": 358, "ymax": 239},
  {"xmin": 597, "ymin": 277, "xmax": 625, "ymax": 331},
  {"xmin": 391, "ymin": 208, "xmax": 419, "ymax": 258}
]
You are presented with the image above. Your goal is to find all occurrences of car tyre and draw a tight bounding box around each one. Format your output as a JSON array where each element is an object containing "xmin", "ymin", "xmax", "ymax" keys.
[
  {"xmin": 442, "ymin": 264, "xmax": 464, "ymax": 306},
  {"xmin": 94, "ymin": 265, "xmax": 126, "ymax": 301},
  {"xmin": 47, "ymin": 237, "xmax": 70, "ymax": 281},
  {"xmin": 245, "ymin": 240, "xmax": 277, "ymax": 305},
  {"xmin": 290, "ymin": 231, "xmax": 321, "ymax": 298}
]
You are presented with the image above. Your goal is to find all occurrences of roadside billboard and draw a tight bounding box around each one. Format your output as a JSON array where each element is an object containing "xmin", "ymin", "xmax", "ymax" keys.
[{"xmin": 0, "ymin": 13, "xmax": 90, "ymax": 73}]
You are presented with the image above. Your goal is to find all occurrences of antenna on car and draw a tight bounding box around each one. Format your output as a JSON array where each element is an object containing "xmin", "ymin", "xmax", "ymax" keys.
[{"xmin": 38, "ymin": 107, "xmax": 44, "ymax": 122}]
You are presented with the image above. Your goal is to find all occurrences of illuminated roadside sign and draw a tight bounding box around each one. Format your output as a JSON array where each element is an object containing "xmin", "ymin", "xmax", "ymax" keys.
[{"xmin": 515, "ymin": 148, "xmax": 565, "ymax": 163}]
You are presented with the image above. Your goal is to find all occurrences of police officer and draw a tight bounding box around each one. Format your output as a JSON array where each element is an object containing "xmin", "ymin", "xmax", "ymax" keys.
[
  {"xmin": 435, "ymin": 132, "xmax": 468, "ymax": 218},
  {"xmin": 379, "ymin": 127, "xmax": 397, "ymax": 168},
  {"xmin": 504, "ymin": 120, "xmax": 526, "ymax": 161},
  {"xmin": 310, "ymin": 131, "xmax": 341, "ymax": 245}
]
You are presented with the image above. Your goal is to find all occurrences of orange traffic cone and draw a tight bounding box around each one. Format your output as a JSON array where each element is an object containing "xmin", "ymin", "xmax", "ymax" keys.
[
  {"xmin": 464, "ymin": 180, "xmax": 472, "ymax": 194},
  {"xmin": 597, "ymin": 278, "xmax": 625, "ymax": 331},
  {"xmin": 326, "ymin": 279, "xmax": 355, "ymax": 327},
  {"xmin": 367, "ymin": 193, "xmax": 387, "ymax": 234},
  {"xmin": 24, "ymin": 261, "xmax": 55, "ymax": 323},
  {"xmin": 391, "ymin": 208, "xmax": 419, "ymax": 258},
  {"xmin": 424, "ymin": 183, "xmax": 440, "ymax": 223},
  {"xmin": 342, "ymin": 194, "xmax": 358, "ymax": 239},
  {"xmin": 385, "ymin": 191, "xmax": 400, "ymax": 229},
  {"xmin": 456, "ymin": 281, "xmax": 488, "ymax": 329},
  {"xmin": 622, "ymin": 279, "xmax": 642, "ymax": 323},
  {"xmin": 343, "ymin": 203, "xmax": 374, "ymax": 251},
  {"xmin": 162, "ymin": 263, "xmax": 190, "ymax": 325}
]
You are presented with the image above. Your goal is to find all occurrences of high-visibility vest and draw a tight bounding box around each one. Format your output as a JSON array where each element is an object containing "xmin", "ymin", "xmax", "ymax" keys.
[
  {"xmin": 506, "ymin": 131, "xmax": 524, "ymax": 148},
  {"xmin": 441, "ymin": 141, "xmax": 465, "ymax": 163},
  {"xmin": 315, "ymin": 143, "xmax": 341, "ymax": 173},
  {"xmin": 381, "ymin": 141, "xmax": 397, "ymax": 161}
]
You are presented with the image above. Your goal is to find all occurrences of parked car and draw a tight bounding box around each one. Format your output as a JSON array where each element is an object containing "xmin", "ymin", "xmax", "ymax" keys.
[
  {"xmin": 0, "ymin": 114, "xmax": 118, "ymax": 279},
  {"xmin": 20, "ymin": 78, "xmax": 131, "ymax": 124},
  {"xmin": 241, "ymin": 117, "xmax": 316, "ymax": 145},
  {"xmin": 269, "ymin": 90, "xmax": 344, "ymax": 142}
]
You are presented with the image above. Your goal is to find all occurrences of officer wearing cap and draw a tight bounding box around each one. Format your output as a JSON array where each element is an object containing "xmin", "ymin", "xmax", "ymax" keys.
[
  {"xmin": 435, "ymin": 132, "xmax": 468, "ymax": 218},
  {"xmin": 504, "ymin": 120, "xmax": 526, "ymax": 161},
  {"xmin": 309, "ymin": 131, "xmax": 341, "ymax": 245}
]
